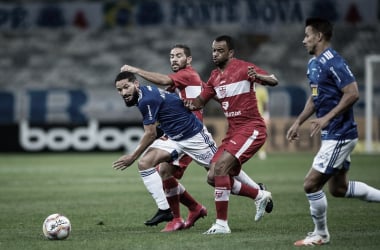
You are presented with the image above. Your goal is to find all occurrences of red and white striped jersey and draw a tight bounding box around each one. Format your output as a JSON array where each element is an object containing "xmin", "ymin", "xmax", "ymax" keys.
[
  {"xmin": 201, "ymin": 58, "xmax": 267, "ymax": 130},
  {"xmin": 168, "ymin": 66, "xmax": 204, "ymax": 121}
]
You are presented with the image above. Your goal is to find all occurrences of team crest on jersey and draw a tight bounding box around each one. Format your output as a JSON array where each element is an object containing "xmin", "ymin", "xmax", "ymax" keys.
[
  {"xmin": 218, "ymin": 86, "xmax": 227, "ymax": 98},
  {"xmin": 222, "ymin": 101, "xmax": 229, "ymax": 110}
]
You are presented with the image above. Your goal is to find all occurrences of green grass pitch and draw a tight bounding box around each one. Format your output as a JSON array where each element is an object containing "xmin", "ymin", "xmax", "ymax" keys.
[{"xmin": 1, "ymin": 152, "xmax": 380, "ymax": 250}]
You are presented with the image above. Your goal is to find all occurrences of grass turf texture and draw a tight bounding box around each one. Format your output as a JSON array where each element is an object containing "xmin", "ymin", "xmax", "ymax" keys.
[{"xmin": 1, "ymin": 152, "xmax": 380, "ymax": 250}]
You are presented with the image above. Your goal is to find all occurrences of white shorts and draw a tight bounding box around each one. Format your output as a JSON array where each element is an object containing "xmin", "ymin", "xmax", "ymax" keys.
[
  {"xmin": 312, "ymin": 139, "xmax": 357, "ymax": 175},
  {"xmin": 149, "ymin": 126, "xmax": 217, "ymax": 168}
]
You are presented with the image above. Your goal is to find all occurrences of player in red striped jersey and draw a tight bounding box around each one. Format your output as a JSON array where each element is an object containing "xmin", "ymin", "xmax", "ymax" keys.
[{"xmin": 184, "ymin": 35, "xmax": 278, "ymax": 234}]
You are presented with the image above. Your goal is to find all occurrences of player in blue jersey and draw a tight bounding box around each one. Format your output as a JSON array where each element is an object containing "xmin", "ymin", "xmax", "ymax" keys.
[
  {"xmin": 112, "ymin": 71, "xmax": 218, "ymax": 229},
  {"xmin": 286, "ymin": 17, "xmax": 380, "ymax": 246}
]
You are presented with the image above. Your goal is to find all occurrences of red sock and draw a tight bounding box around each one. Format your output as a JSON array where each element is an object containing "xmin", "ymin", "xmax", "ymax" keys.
[
  {"xmin": 163, "ymin": 177, "xmax": 180, "ymax": 218},
  {"xmin": 179, "ymin": 190, "xmax": 199, "ymax": 211},
  {"xmin": 230, "ymin": 177, "xmax": 259, "ymax": 199},
  {"xmin": 239, "ymin": 183, "xmax": 259, "ymax": 199},
  {"xmin": 214, "ymin": 176, "xmax": 231, "ymax": 221}
]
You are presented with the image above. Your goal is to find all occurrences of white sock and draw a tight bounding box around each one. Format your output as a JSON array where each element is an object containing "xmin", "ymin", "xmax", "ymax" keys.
[
  {"xmin": 345, "ymin": 181, "xmax": 380, "ymax": 202},
  {"xmin": 139, "ymin": 168, "xmax": 169, "ymax": 210},
  {"xmin": 231, "ymin": 179, "xmax": 242, "ymax": 194},
  {"xmin": 234, "ymin": 170, "xmax": 260, "ymax": 189},
  {"xmin": 307, "ymin": 190, "xmax": 329, "ymax": 236}
]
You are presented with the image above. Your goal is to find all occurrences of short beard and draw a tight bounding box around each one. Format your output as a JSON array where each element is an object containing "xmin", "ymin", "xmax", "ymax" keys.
[{"xmin": 124, "ymin": 91, "xmax": 139, "ymax": 107}]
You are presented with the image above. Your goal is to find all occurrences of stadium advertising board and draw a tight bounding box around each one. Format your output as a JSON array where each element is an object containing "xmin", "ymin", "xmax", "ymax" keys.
[
  {"xmin": 0, "ymin": 0, "xmax": 377, "ymax": 31},
  {"xmin": 0, "ymin": 86, "xmax": 314, "ymax": 152}
]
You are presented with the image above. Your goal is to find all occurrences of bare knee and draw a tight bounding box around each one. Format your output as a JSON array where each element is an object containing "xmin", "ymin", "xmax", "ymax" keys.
[
  {"xmin": 303, "ymin": 179, "xmax": 317, "ymax": 193},
  {"xmin": 207, "ymin": 171, "xmax": 215, "ymax": 187},
  {"xmin": 303, "ymin": 168, "xmax": 330, "ymax": 194},
  {"xmin": 329, "ymin": 184, "xmax": 348, "ymax": 197},
  {"xmin": 303, "ymin": 176, "xmax": 325, "ymax": 194},
  {"xmin": 157, "ymin": 162, "xmax": 175, "ymax": 179},
  {"xmin": 137, "ymin": 158, "xmax": 149, "ymax": 171}
]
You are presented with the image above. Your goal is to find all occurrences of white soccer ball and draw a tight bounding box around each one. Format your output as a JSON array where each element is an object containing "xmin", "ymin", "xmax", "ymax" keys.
[{"xmin": 42, "ymin": 213, "xmax": 71, "ymax": 240}]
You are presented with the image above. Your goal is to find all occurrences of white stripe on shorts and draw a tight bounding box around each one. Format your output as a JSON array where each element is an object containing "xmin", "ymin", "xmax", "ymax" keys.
[{"xmin": 236, "ymin": 130, "xmax": 259, "ymax": 159}]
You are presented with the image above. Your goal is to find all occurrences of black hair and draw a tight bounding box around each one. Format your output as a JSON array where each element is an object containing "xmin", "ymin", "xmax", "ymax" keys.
[
  {"xmin": 115, "ymin": 71, "xmax": 137, "ymax": 83},
  {"xmin": 305, "ymin": 17, "xmax": 333, "ymax": 41},
  {"xmin": 214, "ymin": 35, "xmax": 235, "ymax": 50},
  {"xmin": 172, "ymin": 44, "xmax": 191, "ymax": 57}
]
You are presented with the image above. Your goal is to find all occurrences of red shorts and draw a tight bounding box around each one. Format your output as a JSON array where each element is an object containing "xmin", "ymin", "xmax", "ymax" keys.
[{"xmin": 212, "ymin": 126, "xmax": 266, "ymax": 167}]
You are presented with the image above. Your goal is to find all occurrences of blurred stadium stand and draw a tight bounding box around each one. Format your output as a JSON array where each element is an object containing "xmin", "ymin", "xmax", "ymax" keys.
[
  {"xmin": 1, "ymin": 24, "xmax": 379, "ymax": 115},
  {"xmin": 0, "ymin": 1, "xmax": 380, "ymax": 118}
]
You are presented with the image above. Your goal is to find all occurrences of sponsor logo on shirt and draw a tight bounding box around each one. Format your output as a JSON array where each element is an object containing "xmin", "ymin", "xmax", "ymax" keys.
[{"xmin": 224, "ymin": 110, "xmax": 241, "ymax": 117}]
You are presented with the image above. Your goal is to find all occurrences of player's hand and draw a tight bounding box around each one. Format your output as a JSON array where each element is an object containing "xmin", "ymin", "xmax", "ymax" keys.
[
  {"xmin": 309, "ymin": 117, "xmax": 328, "ymax": 137},
  {"xmin": 112, "ymin": 155, "xmax": 135, "ymax": 170},
  {"xmin": 247, "ymin": 66, "xmax": 257, "ymax": 80},
  {"xmin": 183, "ymin": 99, "xmax": 198, "ymax": 111},
  {"xmin": 286, "ymin": 123, "xmax": 300, "ymax": 142},
  {"xmin": 120, "ymin": 64, "xmax": 138, "ymax": 73}
]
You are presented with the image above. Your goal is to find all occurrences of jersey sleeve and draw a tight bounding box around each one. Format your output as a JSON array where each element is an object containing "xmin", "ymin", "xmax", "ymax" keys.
[
  {"xmin": 200, "ymin": 78, "xmax": 216, "ymax": 101},
  {"xmin": 168, "ymin": 71, "xmax": 186, "ymax": 90},
  {"xmin": 329, "ymin": 59, "xmax": 356, "ymax": 89},
  {"xmin": 250, "ymin": 63, "xmax": 269, "ymax": 84}
]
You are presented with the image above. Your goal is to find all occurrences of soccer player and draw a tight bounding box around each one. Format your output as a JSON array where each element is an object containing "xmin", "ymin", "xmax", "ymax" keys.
[
  {"xmin": 184, "ymin": 35, "xmax": 278, "ymax": 234},
  {"xmin": 120, "ymin": 44, "xmax": 207, "ymax": 232},
  {"xmin": 255, "ymin": 84, "xmax": 270, "ymax": 160},
  {"xmin": 120, "ymin": 44, "xmax": 268, "ymax": 231},
  {"xmin": 112, "ymin": 71, "xmax": 217, "ymax": 230},
  {"xmin": 286, "ymin": 17, "xmax": 380, "ymax": 246}
]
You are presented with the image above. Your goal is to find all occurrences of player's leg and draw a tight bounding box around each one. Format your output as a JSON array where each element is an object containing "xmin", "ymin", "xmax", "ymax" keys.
[
  {"xmin": 138, "ymin": 142, "xmax": 177, "ymax": 226},
  {"xmin": 203, "ymin": 155, "xmax": 232, "ymax": 234},
  {"xmin": 179, "ymin": 128, "xmax": 233, "ymax": 234},
  {"xmin": 158, "ymin": 162, "xmax": 185, "ymax": 232},
  {"xmin": 328, "ymin": 162, "xmax": 380, "ymax": 202},
  {"xmin": 177, "ymin": 182, "xmax": 208, "ymax": 229},
  {"xmin": 343, "ymin": 180, "xmax": 380, "ymax": 202},
  {"xmin": 170, "ymin": 155, "xmax": 208, "ymax": 229},
  {"xmin": 326, "ymin": 141, "xmax": 380, "ymax": 202},
  {"xmin": 294, "ymin": 139, "xmax": 353, "ymax": 246},
  {"xmin": 225, "ymin": 130, "xmax": 272, "ymax": 220},
  {"xmin": 234, "ymin": 169, "xmax": 274, "ymax": 213}
]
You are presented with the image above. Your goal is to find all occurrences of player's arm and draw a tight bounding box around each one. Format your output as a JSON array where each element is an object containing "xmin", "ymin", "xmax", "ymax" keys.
[
  {"xmin": 121, "ymin": 64, "xmax": 173, "ymax": 86},
  {"xmin": 322, "ymin": 81, "xmax": 358, "ymax": 122},
  {"xmin": 248, "ymin": 66, "xmax": 278, "ymax": 86},
  {"xmin": 286, "ymin": 95, "xmax": 315, "ymax": 141},
  {"xmin": 113, "ymin": 123, "xmax": 157, "ymax": 170},
  {"xmin": 309, "ymin": 81, "xmax": 359, "ymax": 137},
  {"xmin": 183, "ymin": 95, "xmax": 207, "ymax": 111},
  {"xmin": 131, "ymin": 123, "xmax": 157, "ymax": 158}
]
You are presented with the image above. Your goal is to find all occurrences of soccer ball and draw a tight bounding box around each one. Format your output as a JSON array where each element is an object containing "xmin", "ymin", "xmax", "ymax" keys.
[{"xmin": 42, "ymin": 213, "xmax": 71, "ymax": 240}]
